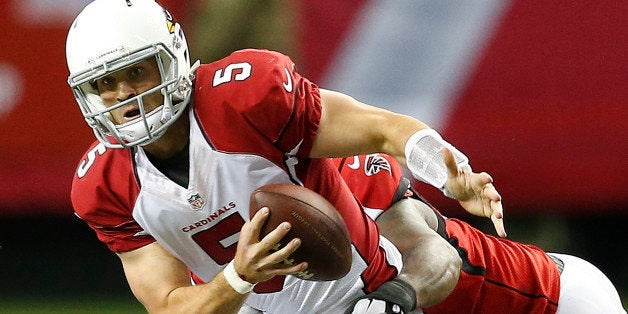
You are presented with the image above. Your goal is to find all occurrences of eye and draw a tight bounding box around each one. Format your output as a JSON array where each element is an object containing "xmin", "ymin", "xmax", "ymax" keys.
[
  {"xmin": 95, "ymin": 76, "xmax": 115, "ymax": 91},
  {"xmin": 129, "ymin": 66, "xmax": 144, "ymax": 79},
  {"xmin": 101, "ymin": 76, "xmax": 113, "ymax": 85}
]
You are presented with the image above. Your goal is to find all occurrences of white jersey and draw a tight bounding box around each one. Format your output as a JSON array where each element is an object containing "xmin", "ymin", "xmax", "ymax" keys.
[{"xmin": 72, "ymin": 49, "xmax": 402, "ymax": 313}]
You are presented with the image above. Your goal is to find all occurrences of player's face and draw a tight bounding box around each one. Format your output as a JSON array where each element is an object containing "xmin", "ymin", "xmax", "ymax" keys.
[{"xmin": 95, "ymin": 58, "xmax": 163, "ymax": 125}]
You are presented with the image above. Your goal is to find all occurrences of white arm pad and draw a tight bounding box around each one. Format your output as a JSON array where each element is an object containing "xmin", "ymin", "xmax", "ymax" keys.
[{"xmin": 404, "ymin": 129, "xmax": 471, "ymax": 192}]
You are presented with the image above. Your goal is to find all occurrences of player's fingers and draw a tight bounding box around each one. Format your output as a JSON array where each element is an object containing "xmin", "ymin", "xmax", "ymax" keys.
[
  {"xmin": 259, "ymin": 221, "xmax": 292, "ymax": 252},
  {"xmin": 242, "ymin": 237, "xmax": 306, "ymax": 282},
  {"xmin": 475, "ymin": 172, "xmax": 493, "ymax": 188},
  {"xmin": 262, "ymin": 238, "xmax": 308, "ymax": 276},
  {"xmin": 490, "ymin": 192, "xmax": 503, "ymax": 219},
  {"xmin": 490, "ymin": 201, "xmax": 507, "ymax": 237},
  {"xmin": 482, "ymin": 182, "xmax": 501, "ymax": 201},
  {"xmin": 481, "ymin": 190, "xmax": 492, "ymax": 216},
  {"xmin": 483, "ymin": 184, "xmax": 503, "ymax": 221},
  {"xmin": 491, "ymin": 215, "xmax": 507, "ymax": 238},
  {"xmin": 266, "ymin": 261, "xmax": 309, "ymax": 277},
  {"xmin": 242, "ymin": 207, "xmax": 270, "ymax": 244},
  {"xmin": 266, "ymin": 237, "xmax": 302, "ymax": 265}
]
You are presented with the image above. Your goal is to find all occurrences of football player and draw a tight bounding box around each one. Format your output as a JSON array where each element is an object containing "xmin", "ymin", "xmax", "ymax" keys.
[
  {"xmin": 336, "ymin": 154, "xmax": 626, "ymax": 314},
  {"xmin": 67, "ymin": 1, "xmax": 503, "ymax": 313}
]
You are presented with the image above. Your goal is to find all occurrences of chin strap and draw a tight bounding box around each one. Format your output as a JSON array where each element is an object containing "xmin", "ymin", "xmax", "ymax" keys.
[{"xmin": 190, "ymin": 59, "xmax": 201, "ymax": 74}]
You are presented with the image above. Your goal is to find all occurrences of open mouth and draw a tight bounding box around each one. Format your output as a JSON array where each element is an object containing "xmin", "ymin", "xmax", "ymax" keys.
[
  {"xmin": 119, "ymin": 104, "xmax": 163, "ymax": 125},
  {"xmin": 124, "ymin": 108, "xmax": 141, "ymax": 120}
]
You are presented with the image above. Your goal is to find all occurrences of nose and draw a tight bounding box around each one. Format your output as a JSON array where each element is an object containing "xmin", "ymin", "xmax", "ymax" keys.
[{"xmin": 116, "ymin": 80, "xmax": 137, "ymax": 102}]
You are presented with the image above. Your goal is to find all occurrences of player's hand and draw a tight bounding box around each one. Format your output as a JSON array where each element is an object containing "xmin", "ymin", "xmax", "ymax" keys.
[
  {"xmin": 233, "ymin": 207, "xmax": 308, "ymax": 283},
  {"xmin": 346, "ymin": 279, "xmax": 418, "ymax": 314},
  {"xmin": 442, "ymin": 148, "xmax": 507, "ymax": 237}
]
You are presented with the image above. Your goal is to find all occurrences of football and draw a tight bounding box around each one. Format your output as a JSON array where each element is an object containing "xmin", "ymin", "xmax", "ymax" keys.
[{"xmin": 249, "ymin": 183, "xmax": 352, "ymax": 281}]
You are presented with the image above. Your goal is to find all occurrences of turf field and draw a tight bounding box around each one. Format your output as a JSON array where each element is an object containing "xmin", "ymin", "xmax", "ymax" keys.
[{"xmin": 0, "ymin": 298, "xmax": 145, "ymax": 314}]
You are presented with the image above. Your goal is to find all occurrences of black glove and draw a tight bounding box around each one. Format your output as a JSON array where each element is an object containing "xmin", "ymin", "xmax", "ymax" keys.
[{"xmin": 346, "ymin": 279, "xmax": 417, "ymax": 314}]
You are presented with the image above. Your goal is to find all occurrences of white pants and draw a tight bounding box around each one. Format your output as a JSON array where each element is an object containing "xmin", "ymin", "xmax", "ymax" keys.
[{"xmin": 549, "ymin": 253, "xmax": 626, "ymax": 314}]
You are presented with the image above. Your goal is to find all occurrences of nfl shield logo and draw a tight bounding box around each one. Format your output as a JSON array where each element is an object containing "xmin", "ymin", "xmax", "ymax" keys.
[{"xmin": 187, "ymin": 193, "xmax": 205, "ymax": 210}]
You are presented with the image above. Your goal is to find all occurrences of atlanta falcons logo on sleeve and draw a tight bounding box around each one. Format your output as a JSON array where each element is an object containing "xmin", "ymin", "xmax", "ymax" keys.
[{"xmin": 364, "ymin": 154, "xmax": 392, "ymax": 176}]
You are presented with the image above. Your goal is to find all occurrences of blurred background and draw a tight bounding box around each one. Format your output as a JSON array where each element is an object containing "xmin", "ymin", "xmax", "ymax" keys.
[{"xmin": 1, "ymin": 0, "xmax": 626, "ymax": 312}]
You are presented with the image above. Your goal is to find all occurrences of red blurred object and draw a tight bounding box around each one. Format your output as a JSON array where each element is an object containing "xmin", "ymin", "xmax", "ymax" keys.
[
  {"xmin": 1, "ymin": 0, "xmax": 625, "ymax": 217},
  {"xmin": 442, "ymin": 0, "xmax": 628, "ymax": 214},
  {"xmin": 1, "ymin": 2, "xmax": 93, "ymax": 216},
  {"xmin": 0, "ymin": 1, "xmax": 196, "ymax": 217}
]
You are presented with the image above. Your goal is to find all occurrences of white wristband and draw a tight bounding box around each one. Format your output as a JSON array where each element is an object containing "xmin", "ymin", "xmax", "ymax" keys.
[
  {"xmin": 223, "ymin": 260, "xmax": 255, "ymax": 294},
  {"xmin": 404, "ymin": 129, "xmax": 471, "ymax": 194}
]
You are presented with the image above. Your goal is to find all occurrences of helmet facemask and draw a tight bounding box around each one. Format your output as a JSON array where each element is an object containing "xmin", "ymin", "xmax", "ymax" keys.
[
  {"xmin": 66, "ymin": 0, "xmax": 195, "ymax": 148},
  {"xmin": 68, "ymin": 44, "xmax": 192, "ymax": 148}
]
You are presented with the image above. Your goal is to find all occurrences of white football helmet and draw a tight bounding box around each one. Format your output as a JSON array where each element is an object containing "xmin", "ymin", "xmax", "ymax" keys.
[{"xmin": 66, "ymin": 0, "xmax": 195, "ymax": 148}]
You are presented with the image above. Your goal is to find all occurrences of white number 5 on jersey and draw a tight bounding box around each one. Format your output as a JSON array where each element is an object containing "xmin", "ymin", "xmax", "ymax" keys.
[
  {"xmin": 77, "ymin": 143, "xmax": 106, "ymax": 178},
  {"xmin": 212, "ymin": 62, "xmax": 252, "ymax": 87}
]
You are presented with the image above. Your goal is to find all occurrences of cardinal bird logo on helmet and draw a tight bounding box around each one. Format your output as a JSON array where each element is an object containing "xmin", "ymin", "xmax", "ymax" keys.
[{"xmin": 164, "ymin": 9, "xmax": 176, "ymax": 33}]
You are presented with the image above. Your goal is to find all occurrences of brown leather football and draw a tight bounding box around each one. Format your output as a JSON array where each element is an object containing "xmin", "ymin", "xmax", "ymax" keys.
[{"xmin": 249, "ymin": 183, "xmax": 352, "ymax": 281}]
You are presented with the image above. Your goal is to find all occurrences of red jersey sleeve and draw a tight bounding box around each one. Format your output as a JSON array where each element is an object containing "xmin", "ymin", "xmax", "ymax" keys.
[
  {"xmin": 71, "ymin": 142, "xmax": 154, "ymax": 253},
  {"xmin": 334, "ymin": 154, "xmax": 409, "ymax": 212},
  {"xmin": 193, "ymin": 49, "xmax": 322, "ymax": 158}
]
